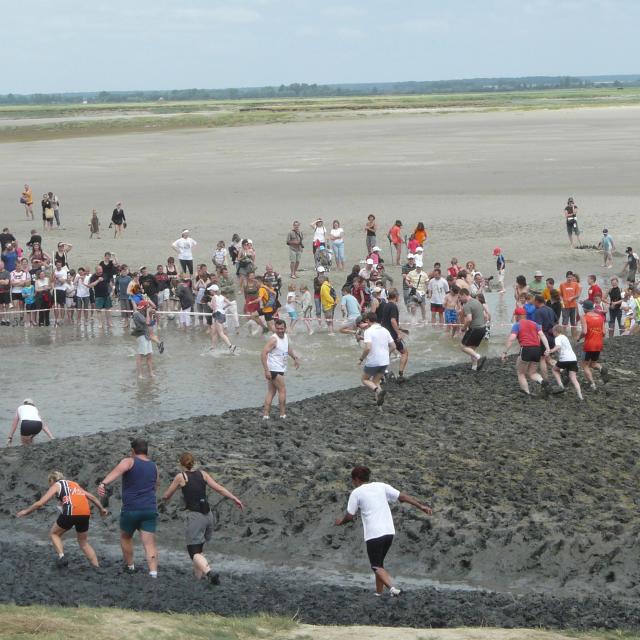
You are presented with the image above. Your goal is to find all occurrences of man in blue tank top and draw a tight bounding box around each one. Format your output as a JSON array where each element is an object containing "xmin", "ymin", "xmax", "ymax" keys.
[{"xmin": 98, "ymin": 438, "xmax": 159, "ymax": 577}]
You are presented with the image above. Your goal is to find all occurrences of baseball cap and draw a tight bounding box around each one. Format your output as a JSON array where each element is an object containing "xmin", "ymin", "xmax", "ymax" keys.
[
  {"xmin": 316, "ymin": 266, "xmax": 326, "ymax": 273},
  {"xmin": 514, "ymin": 307, "xmax": 527, "ymax": 316},
  {"xmin": 493, "ymin": 247, "xmax": 501, "ymax": 256},
  {"xmin": 366, "ymin": 258, "xmax": 374, "ymax": 265},
  {"xmin": 415, "ymin": 247, "xmax": 424, "ymax": 252},
  {"xmin": 23, "ymin": 398, "xmax": 34, "ymax": 405},
  {"xmin": 247, "ymin": 239, "xmax": 253, "ymax": 244},
  {"xmin": 182, "ymin": 229, "xmax": 189, "ymax": 234},
  {"xmin": 582, "ymin": 300, "xmax": 594, "ymax": 310},
  {"xmin": 372, "ymin": 246, "xmax": 381, "ymax": 252},
  {"xmin": 534, "ymin": 270, "xmax": 543, "ymax": 277},
  {"xmin": 207, "ymin": 284, "xmax": 220, "ymax": 291}
]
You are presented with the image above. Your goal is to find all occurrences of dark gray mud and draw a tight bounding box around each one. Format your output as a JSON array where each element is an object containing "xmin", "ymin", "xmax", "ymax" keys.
[{"xmin": 2, "ymin": 337, "xmax": 640, "ymax": 629}]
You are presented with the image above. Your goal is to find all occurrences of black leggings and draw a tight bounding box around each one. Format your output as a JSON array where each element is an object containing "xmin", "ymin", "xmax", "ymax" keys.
[{"xmin": 180, "ymin": 260, "xmax": 193, "ymax": 275}]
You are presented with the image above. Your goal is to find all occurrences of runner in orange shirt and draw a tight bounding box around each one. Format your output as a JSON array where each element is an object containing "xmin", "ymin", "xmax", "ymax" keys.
[
  {"xmin": 559, "ymin": 271, "xmax": 581, "ymax": 338},
  {"xmin": 579, "ymin": 300, "xmax": 609, "ymax": 390},
  {"xmin": 16, "ymin": 471, "xmax": 107, "ymax": 568}
]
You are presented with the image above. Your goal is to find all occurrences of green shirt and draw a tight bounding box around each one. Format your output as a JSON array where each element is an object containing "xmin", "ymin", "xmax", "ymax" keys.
[{"xmin": 218, "ymin": 276, "xmax": 236, "ymax": 301}]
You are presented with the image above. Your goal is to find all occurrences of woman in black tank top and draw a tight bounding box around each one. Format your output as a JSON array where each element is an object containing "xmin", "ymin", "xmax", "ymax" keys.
[{"xmin": 161, "ymin": 452, "xmax": 245, "ymax": 583}]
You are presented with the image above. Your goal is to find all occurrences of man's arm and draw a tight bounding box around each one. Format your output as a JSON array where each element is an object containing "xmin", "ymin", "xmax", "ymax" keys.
[
  {"xmin": 502, "ymin": 333, "xmax": 517, "ymax": 360},
  {"xmin": 398, "ymin": 492, "xmax": 432, "ymax": 515},
  {"xmin": 537, "ymin": 330, "xmax": 550, "ymax": 353},
  {"xmin": 287, "ymin": 343, "xmax": 300, "ymax": 369},
  {"xmin": 98, "ymin": 458, "xmax": 134, "ymax": 495},
  {"xmin": 359, "ymin": 344, "xmax": 371, "ymax": 364},
  {"xmin": 335, "ymin": 512, "xmax": 355, "ymax": 526},
  {"xmin": 463, "ymin": 311, "xmax": 472, "ymax": 331}
]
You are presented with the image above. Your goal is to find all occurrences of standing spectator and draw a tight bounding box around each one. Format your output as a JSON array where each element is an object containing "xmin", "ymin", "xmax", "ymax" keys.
[
  {"xmin": 115, "ymin": 265, "xmax": 133, "ymax": 328},
  {"xmin": 564, "ymin": 197, "xmax": 581, "ymax": 248},
  {"xmin": 387, "ymin": 220, "xmax": 403, "ymax": 266},
  {"xmin": 74, "ymin": 267, "xmax": 91, "ymax": 324},
  {"xmin": 88, "ymin": 265, "xmax": 113, "ymax": 329},
  {"xmin": 21, "ymin": 184, "xmax": 34, "ymax": 220},
  {"xmin": 329, "ymin": 220, "xmax": 345, "ymax": 271},
  {"xmin": 42, "ymin": 193, "xmax": 54, "ymax": 231},
  {"xmin": 286, "ymin": 221, "xmax": 304, "ymax": 279},
  {"xmin": 111, "ymin": 202, "xmax": 126, "ymax": 238},
  {"xmin": 155, "ymin": 265, "xmax": 171, "ymax": 314},
  {"xmin": 0, "ymin": 228, "xmax": 16, "ymax": 252},
  {"xmin": 310, "ymin": 219, "xmax": 328, "ymax": 255},
  {"xmin": 1, "ymin": 242, "xmax": 18, "ymax": 273},
  {"xmin": 622, "ymin": 246, "xmax": 638, "ymax": 285},
  {"xmin": 364, "ymin": 214, "xmax": 377, "ymax": 254},
  {"xmin": 131, "ymin": 301, "xmax": 156, "ymax": 378},
  {"xmin": 236, "ymin": 239, "xmax": 256, "ymax": 289},
  {"xmin": 48, "ymin": 192, "xmax": 62, "ymax": 228},
  {"xmin": 0, "ymin": 260, "xmax": 10, "ymax": 326},
  {"xmin": 172, "ymin": 230, "xmax": 197, "ymax": 276},
  {"xmin": 89, "ymin": 209, "xmax": 100, "ymax": 238},
  {"xmin": 139, "ymin": 266, "xmax": 159, "ymax": 308},
  {"xmin": 559, "ymin": 271, "xmax": 581, "ymax": 339}
]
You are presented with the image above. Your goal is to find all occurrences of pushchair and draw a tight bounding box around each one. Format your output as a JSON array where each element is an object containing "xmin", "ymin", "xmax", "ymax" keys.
[{"xmin": 314, "ymin": 244, "xmax": 333, "ymax": 271}]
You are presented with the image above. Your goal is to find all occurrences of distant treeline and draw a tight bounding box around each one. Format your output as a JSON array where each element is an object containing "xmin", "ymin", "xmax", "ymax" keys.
[{"xmin": 2, "ymin": 75, "xmax": 640, "ymax": 105}]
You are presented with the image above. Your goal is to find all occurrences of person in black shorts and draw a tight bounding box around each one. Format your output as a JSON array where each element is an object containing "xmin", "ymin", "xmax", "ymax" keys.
[
  {"xmin": 564, "ymin": 197, "xmax": 582, "ymax": 248},
  {"xmin": 7, "ymin": 399, "xmax": 54, "ymax": 447},
  {"xmin": 379, "ymin": 288, "xmax": 409, "ymax": 383},
  {"xmin": 16, "ymin": 471, "xmax": 107, "ymax": 568},
  {"xmin": 459, "ymin": 289, "xmax": 487, "ymax": 371}
]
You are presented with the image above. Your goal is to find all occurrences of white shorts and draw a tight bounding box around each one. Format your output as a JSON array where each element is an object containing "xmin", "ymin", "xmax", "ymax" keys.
[
  {"xmin": 157, "ymin": 289, "xmax": 170, "ymax": 304},
  {"xmin": 65, "ymin": 297, "xmax": 76, "ymax": 308},
  {"xmin": 136, "ymin": 335, "xmax": 153, "ymax": 355},
  {"xmin": 341, "ymin": 315, "xmax": 360, "ymax": 329}
]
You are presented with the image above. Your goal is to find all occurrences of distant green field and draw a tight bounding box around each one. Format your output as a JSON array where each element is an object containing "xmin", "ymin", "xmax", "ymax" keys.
[{"xmin": 1, "ymin": 87, "xmax": 639, "ymax": 143}]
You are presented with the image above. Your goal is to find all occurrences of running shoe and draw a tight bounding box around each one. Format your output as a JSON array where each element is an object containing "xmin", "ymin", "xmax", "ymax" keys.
[
  {"xmin": 600, "ymin": 366, "xmax": 610, "ymax": 383},
  {"xmin": 389, "ymin": 587, "xmax": 402, "ymax": 597},
  {"xmin": 229, "ymin": 345, "xmax": 237, "ymax": 353},
  {"xmin": 279, "ymin": 414, "xmax": 287, "ymax": 420},
  {"xmin": 540, "ymin": 379, "xmax": 551, "ymax": 399},
  {"xmin": 476, "ymin": 356, "xmax": 487, "ymax": 371},
  {"xmin": 375, "ymin": 387, "xmax": 387, "ymax": 406},
  {"xmin": 262, "ymin": 415, "xmax": 270, "ymax": 420},
  {"xmin": 158, "ymin": 341, "xmax": 165, "ymax": 354},
  {"xmin": 124, "ymin": 565, "xmax": 137, "ymax": 574},
  {"xmin": 56, "ymin": 556, "xmax": 69, "ymax": 569}
]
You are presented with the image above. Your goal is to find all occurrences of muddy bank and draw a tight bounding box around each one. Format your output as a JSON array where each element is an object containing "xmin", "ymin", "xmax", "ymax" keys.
[{"xmin": 2, "ymin": 337, "xmax": 640, "ymax": 628}]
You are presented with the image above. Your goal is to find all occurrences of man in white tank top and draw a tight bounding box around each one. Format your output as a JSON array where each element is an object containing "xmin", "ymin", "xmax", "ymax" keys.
[{"xmin": 261, "ymin": 319, "xmax": 300, "ymax": 420}]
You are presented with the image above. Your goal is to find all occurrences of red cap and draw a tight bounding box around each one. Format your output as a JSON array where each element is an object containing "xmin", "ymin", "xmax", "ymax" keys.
[
  {"xmin": 493, "ymin": 247, "xmax": 501, "ymax": 256},
  {"xmin": 514, "ymin": 307, "xmax": 526, "ymax": 316}
]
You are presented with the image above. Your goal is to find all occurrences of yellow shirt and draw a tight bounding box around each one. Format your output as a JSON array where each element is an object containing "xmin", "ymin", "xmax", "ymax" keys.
[
  {"xmin": 23, "ymin": 188, "xmax": 33, "ymax": 205},
  {"xmin": 320, "ymin": 280, "xmax": 336, "ymax": 311}
]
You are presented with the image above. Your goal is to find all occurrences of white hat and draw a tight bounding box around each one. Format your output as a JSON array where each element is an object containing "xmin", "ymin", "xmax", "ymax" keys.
[
  {"xmin": 287, "ymin": 292, "xmax": 296, "ymax": 299},
  {"xmin": 415, "ymin": 246, "xmax": 424, "ymax": 252},
  {"xmin": 316, "ymin": 266, "xmax": 326, "ymax": 273},
  {"xmin": 407, "ymin": 253, "xmax": 415, "ymax": 259},
  {"xmin": 182, "ymin": 229, "xmax": 189, "ymax": 234},
  {"xmin": 372, "ymin": 246, "xmax": 381, "ymax": 252},
  {"xmin": 247, "ymin": 239, "xmax": 253, "ymax": 244},
  {"xmin": 23, "ymin": 398, "xmax": 34, "ymax": 405},
  {"xmin": 207, "ymin": 284, "xmax": 220, "ymax": 291},
  {"xmin": 534, "ymin": 270, "xmax": 543, "ymax": 277},
  {"xmin": 372, "ymin": 286, "xmax": 382, "ymax": 293},
  {"xmin": 366, "ymin": 258, "xmax": 374, "ymax": 265}
]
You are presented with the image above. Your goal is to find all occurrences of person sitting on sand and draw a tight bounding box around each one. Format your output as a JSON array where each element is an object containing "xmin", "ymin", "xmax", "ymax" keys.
[
  {"xmin": 7, "ymin": 399, "xmax": 54, "ymax": 447},
  {"xmin": 16, "ymin": 470, "xmax": 107, "ymax": 568},
  {"xmin": 335, "ymin": 465, "xmax": 432, "ymax": 597},
  {"xmin": 161, "ymin": 452, "xmax": 244, "ymax": 584}
]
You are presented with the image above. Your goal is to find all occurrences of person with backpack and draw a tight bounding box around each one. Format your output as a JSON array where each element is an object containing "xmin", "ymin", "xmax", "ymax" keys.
[
  {"xmin": 320, "ymin": 272, "xmax": 338, "ymax": 335},
  {"xmin": 257, "ymin": 275, "xmax": 279, "ymax": 332},
  {"xmin": 161, "ymin": 452, "xmax": 244, "ymax": 584}
]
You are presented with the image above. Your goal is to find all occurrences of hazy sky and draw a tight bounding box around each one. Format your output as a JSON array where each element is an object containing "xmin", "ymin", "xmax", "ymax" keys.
[{"xmin": 3, "ymin": 0, "xmax": 639, "ymax": 93}]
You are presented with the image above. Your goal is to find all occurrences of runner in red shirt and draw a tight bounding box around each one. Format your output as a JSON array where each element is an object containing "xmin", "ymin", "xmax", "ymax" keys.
[
  {"xmin": 501, "ymin": 307, "xmax": 551, "ymax": 397},
  {"xmin": 579, "ymin": 300, "xmax": 609, "ymax": 389},
  {"xmin": 586, "ymin": 274, "xmax": 603, "ymax": 302}
]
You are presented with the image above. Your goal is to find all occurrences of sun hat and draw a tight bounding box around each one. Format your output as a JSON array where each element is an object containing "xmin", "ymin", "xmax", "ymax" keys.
[
  {"xmin": 407, "ymin": 253, "xmax": 415, "ymax": 259},
  {"xmin": 366, "ymin": 258, "xmax": 374, "ymax": 265},
  {"xmin": 534, "ymin": 270, "xmax": 543, "ymax": 277},
  {"xmin": 207, "ymin": 284, "xmax": 220, "ymax": 291},
  {"xmin": 372, "ymin": 246, "xmax": 381, "ymax": 252}
]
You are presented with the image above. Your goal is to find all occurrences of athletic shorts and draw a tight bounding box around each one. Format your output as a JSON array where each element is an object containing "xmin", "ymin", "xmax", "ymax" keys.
[
  {"xmin": 95, "ymin": 296, "xmax": 112, "ymax": 310},
  {"xmin": 56, "ymin": 514, "xmax": 90, "ymax": 533},
  {"xmin": 363, "ymin": 365, "xmax": 387, "ymax": 377},
  {"xmin": 212, "ymin": 311, "xmax": 226, "ymax": 324},
  {"xmin": 11, "ymin": 292, "xmax": 23, "ymax": 301},
  {"xmin": 185, "ymin": 510, "xmax": 214, "ymax": 547},
  {"xmin": 520, "ymin": 345, "xmax": 541, "ymax": 362},
  {"xmin": 557, "ymin": 360, "xmax": 578, "ymax": 372},
  {"xmin": 584, "ymin": 351, "xmax": 601, "ymax": 362},
  {"xmin": 430, "ymin": 303, "xmax": 444, "ymax": 312},
  {"xmin": 0, "ymin": 291, "xmax": 10, "ymax": 304},
  {"xmin": 394, "ymin": 338, "xmax": 406, "ymax": 353},
  {"xmin": 137, "ymin": 335, "xmax": 153, "ymax": 355},
  {"xmin": 53, "ymin": 290, "xmax": 66, "ymax": 303},
  {"xmin": 561, "ymin": 308, "xmax": 577, "ymax": 326},
  {"xmin": 20, "ymin": 420, "xmax": 42, "ymax": 437},
  {"xmin": 270, "ymin": 371, "xmax": 285, "ymax": 380},
  {"xmin": 461, "ymin": 327, "xmax": 486, "ymax": 347},
  {"xmin": 120, "ymin": 509, "xmax": 158, "ymax": 535},
  {"xmin": 366, "ymin": 534, "xmax": 394, "ymax": 570},
  {"xmin": 444, "ymin": 309, "xmax": 458, "ymax": 325},
  {"xmin": 77, "ymin": 297, "xmax": 90, "ymax": 309},
  {"xmin": 260, "ymin": 310, "xmax": 275, "ymax": 322},
  {"xmin": 566, "ymin": 220, "xmax": 579, "ymax": 236}
]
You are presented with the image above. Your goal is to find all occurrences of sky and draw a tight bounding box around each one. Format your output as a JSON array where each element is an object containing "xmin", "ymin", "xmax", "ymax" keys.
[{"xmin": 2, "ymin": 0, "xmax": 639, "ymax": 94}]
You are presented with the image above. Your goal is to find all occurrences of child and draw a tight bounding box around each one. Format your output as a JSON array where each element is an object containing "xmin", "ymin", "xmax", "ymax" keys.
[
  {"xmin": 548, "ymin": 325, "xmax": 583, "ymax": 400},
  {"xmin": 212, "ymin": 241, "xmax": 227, "ymax": 274},
  {"xmin": 407, "ymin": 234, "xmax": 419, "ymax": 255},
  {"xmin": 493, "ymin": 247, "xmax": 506, "ymax": 293},
  {"xmin": 284, "ymin": 290, "xmax": 299, "ymax": 332},
  {"xmin": 443, "ymin": 284, "xmax": 460, "ymax": 337},
  {"xmin": 523, "ymin": 293, "xmax": 536, "ymax": 321},
  {"xmin": 593, "ymin": 294, "xmax": 607, "ymax": 323},
  {"xmin": 301, "ymin": 285, "xmax": 314, "ymax": 335},
  {"xmin": 22, "ymin": 280, "xmax": 36, "ymax": 326},
  {"xmin": 89, "ymin": 209, "xmax": 100, "ymax": 239}
]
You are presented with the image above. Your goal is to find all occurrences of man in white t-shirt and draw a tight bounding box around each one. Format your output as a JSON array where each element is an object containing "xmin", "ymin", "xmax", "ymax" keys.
[
  {"xmin": 335, "ymin": 465, "xmax": 432, "ymax": 597},
  {"xmin": 172, "ymin": 229, "xmax": 197, "ymax": 276},
  {"xmin": 427, "ymin": 268, "xmax": 449, "ymax": 325},
  {"xmin": 358, "ymin": 312, "xmax": 395, "ymax": 406}
]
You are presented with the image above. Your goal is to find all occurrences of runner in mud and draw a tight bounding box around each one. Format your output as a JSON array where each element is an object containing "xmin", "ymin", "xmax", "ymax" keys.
[
  {"xmin": 7, "ymin": 399, "xmax": 54, "ymax": 446},
  {"xmin": 335, "ymin": 465, "xmax": 432, "ymax": 597},
  {"xmin": 379, "ymin": 288, "xmax": 408, "ymax": 384},
  {"xmin": 578, "ymin": 300, "xmax": 609, "ymax": 390},
  {"xmin": 98, "ymin": 438, "xmax": 159, "ymax": 578},
  {"xmin": 458, "ymin": 289, "xmax": 487, "ymax": 371},
  {"xmin": 501, "ymin": 307, "xmax": 551, "ymax": 397},
  {"xmin": 16, "ymin": 471, "xmax": 107, "ymax": 568},
  {"xmin": 358, "ymin": 312, "xmax": 395, "ymax": 406},
  {"xmin": 161, "ymin": 452, "xmax": 244, "ymax": 584},
  {"xmin": 261, "ymin": 319, "xmax": 300, "ymax": 420},
  {"xmin": 548, "ymin": 325, "xmax": 583, "ymax": 400}
]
